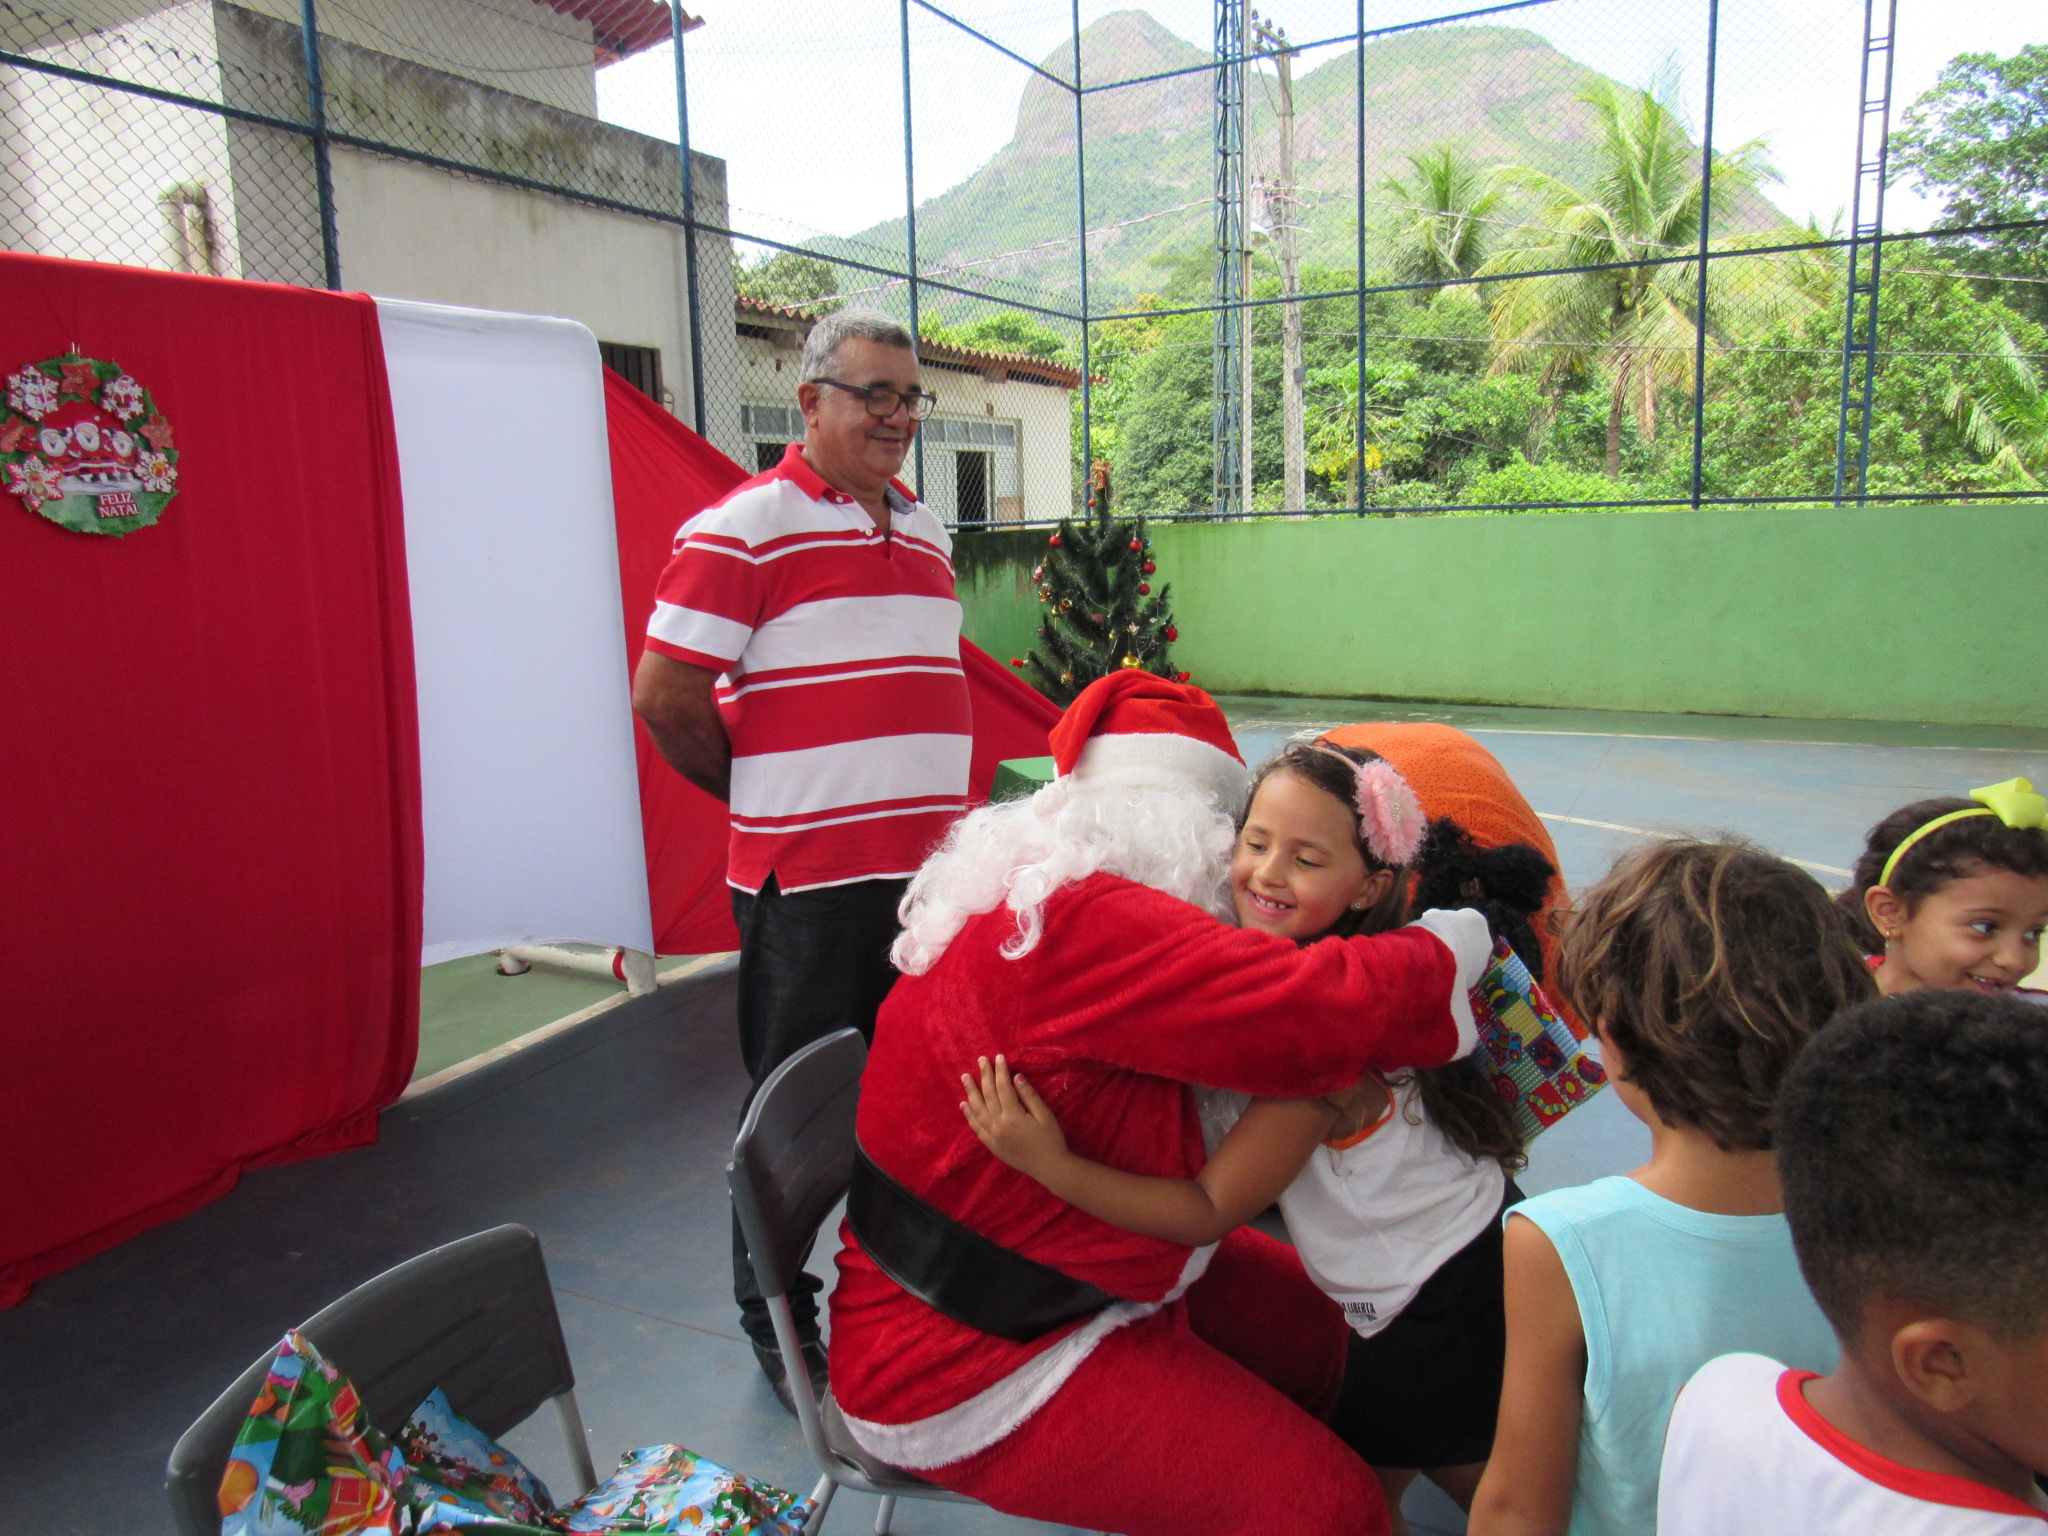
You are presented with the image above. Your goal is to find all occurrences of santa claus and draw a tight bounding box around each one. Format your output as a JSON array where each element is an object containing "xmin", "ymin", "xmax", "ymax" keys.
[{"xmin": 827, "ymin": 672, "xmax": 1492, "ymax": 1535}]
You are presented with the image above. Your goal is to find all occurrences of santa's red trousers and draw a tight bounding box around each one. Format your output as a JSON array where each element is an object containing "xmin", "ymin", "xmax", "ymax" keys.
[{"xmin": 921, "ymin": 1227, "xmax": 1389, "ymax": 1535}]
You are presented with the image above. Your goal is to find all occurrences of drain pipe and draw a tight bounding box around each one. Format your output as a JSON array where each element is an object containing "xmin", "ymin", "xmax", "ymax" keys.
[{"xmin": 496, "ymin": 944, "xmax": 658, "ymax": 997}]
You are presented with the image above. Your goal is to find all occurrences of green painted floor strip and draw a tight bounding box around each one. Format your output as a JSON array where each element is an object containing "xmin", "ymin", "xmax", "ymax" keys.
[{"xmin": 414, "ymin": 952, "xmax": 716, "ymax": 1084}]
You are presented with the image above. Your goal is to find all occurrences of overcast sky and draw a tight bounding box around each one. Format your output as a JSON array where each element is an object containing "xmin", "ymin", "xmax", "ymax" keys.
[{"xmin": 596, "ymin": 0, "xmax": 2039, "ymax": 259}]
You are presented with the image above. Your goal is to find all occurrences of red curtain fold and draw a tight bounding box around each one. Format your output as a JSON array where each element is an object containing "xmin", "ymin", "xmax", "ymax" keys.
[
  {"xmin": 0, "ymin": 255, "xmax": 421, "ymax": 1307},
  {"xmin": 601, "ymin": 373, "xmax": 1060, "ymax": 956}
]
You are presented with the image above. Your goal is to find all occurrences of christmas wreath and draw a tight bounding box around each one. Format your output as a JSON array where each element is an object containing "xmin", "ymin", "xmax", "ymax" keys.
[{"xmin": 2, "ymin": 354, "xmax": 178, "ymax": 535}]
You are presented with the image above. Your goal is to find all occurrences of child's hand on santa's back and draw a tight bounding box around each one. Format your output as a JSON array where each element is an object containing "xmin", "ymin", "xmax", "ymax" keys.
[{"xmin": 961, "ymin": 1055, "xmax": 1070, "ymax": 1181}]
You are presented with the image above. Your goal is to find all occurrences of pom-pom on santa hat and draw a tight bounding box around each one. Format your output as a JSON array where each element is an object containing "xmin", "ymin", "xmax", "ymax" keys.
[{"xmin": 1049, "ymin": 670, "xmax": 1250, "ymax": 810}]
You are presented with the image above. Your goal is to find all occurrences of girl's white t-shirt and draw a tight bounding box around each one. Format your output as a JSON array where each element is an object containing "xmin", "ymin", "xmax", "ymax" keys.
[{"xmin": 1199, "ymin": 1077, "xmax": 1504, "ymax": 1336}]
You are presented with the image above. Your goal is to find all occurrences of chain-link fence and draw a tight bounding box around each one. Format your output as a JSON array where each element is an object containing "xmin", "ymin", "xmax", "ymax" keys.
[{"xmin": 4, "ymin": 0, "xmax": 2042, "ymax": 523}]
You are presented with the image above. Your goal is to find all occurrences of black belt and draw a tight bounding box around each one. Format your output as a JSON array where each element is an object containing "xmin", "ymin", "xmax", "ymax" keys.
[{"xmin": 847, "ymin": 1146, "xmax": 1118, "ymax": 1343}]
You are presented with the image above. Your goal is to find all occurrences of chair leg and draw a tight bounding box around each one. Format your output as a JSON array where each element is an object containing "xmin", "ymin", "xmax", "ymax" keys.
[
  {"xmin": 802, "ymin": 1474, "xmax": 837, "ymax": 1533},
  {"xmin": 872, "ymin": 1493, "xmax": 897, "ymax": 1534}
]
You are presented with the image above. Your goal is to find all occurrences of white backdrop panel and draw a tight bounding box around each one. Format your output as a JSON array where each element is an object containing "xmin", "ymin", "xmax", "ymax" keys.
[{"xmin": 377, "ymin": 298, "xmax": 653, "ymax": 964}]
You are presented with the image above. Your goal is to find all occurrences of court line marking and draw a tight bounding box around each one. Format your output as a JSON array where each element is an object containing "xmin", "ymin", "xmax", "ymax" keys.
[
  {"xmin": 399, "ymin": 952, "xmax": 737, "ymax": 1102},
  {"xmin": 1538, "ymin": 811, "xmax": 1851, "ymax": 878},
  {"xmin": 1470, "ymin": 727, "xmax": 2045, "ymax": 754},
  {"xmin": 1249, "ymin": 720, "xmax": 2045, "ymax": 755}
]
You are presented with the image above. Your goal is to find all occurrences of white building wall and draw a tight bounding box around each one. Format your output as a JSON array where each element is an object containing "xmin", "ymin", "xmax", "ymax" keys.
[
  {"xmin": 732, "ymin": 331, "xmax": 1075, "ymax": 526},
  {"xmin": 1004, "ymin": 375, "xmax": 1075, "ymax": 525},
  {"xmin": 334, "ymin": 149, "xmax": 711, "ymax": 428},
  {"xmin": 233, "ymin": 0, "xmax": 599, "ymax": 115},
  {"xmin": 0, "ymin": 2, "xmax": 240, "ymax": 272}
]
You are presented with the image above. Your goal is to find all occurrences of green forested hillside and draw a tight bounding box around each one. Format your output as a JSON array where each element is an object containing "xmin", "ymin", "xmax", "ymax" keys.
[{"xmin": 827, "ymin": 12, "xmax": 1781, "ymax": 311}]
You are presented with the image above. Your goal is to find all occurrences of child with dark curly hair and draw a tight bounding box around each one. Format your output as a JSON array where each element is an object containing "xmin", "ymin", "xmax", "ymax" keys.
[
  {"xmin": 1660, "ymin": 989, "xmax": 2048, "ymax": 1532},
  {"xmin": 1838, "ymin": 779, "xmax": 2048, "ymax": 1003},
  {"xmin": 1470, "ymin": 837, "xmax": 1876, "ymax": 1536}
]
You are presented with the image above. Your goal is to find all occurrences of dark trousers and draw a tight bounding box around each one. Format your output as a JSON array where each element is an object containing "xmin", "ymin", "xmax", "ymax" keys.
[{"xmin": 729, "ymin": 873, "xmax": 907, "ymax": 1349}]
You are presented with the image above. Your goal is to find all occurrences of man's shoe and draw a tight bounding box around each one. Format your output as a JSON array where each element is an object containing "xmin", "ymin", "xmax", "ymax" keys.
[{"xmin": 753, "ymin": 1338, "xmax": 829, "ymax": 1416}]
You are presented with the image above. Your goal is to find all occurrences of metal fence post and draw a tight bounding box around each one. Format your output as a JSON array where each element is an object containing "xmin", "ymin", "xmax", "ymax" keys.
[
  {"xmin": 1073, "ymin": 0, "xmax": 1091, "ymax": 507},
  {"xmin": 1355, "ymin": 0, "xmax": 1368, "ymax": 516},
  {"xmin": 297, "ymin": 0, "xmax": 341, "ymax": 289},
  {"xmin": 1832, "ymin": 0, "xmax": 1899, "ymax": 506},
  {"xmin": 1689, "ymin": 0, "xmax": 1720, "ymax": 509},
  {"xmin": 900, "ymin": 0, "xmax": 923, "ymax": 499},
  {"xmin": 670, "ymin": 3, "xmax": 707, "ymax": 436}
]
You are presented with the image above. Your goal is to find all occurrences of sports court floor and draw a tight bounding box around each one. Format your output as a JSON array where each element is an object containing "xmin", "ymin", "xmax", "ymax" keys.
[{"xmin": 4, "ymin": 700, "xmax": 2042, "ymax": 1536}]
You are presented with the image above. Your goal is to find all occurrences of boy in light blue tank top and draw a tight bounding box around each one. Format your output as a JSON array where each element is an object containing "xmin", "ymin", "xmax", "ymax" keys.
[{"xmin": 1469, "ymin": 837, "xmax": 1877, "ymax": 1536}]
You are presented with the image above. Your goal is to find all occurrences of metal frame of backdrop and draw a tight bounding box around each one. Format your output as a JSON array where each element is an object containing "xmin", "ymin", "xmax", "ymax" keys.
[{"xmin": 3, "ymin": 0, "xmax": 2042, "ymax": 523}]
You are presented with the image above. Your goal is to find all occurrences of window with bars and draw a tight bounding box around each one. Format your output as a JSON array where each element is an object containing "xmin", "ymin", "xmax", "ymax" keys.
[{"xmin": 599, "ymin": 342, "xmax": 664, "ymax": 402}]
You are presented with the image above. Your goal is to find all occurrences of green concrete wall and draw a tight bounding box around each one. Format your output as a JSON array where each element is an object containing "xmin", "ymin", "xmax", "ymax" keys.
[{"xmin": 957, "ymin": 506, "xmax": 2046, "ymax": 728}]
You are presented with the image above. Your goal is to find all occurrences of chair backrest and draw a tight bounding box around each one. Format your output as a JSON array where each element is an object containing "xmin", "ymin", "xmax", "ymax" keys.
[
  {"xmin": 165, "ymin": 1223, "xmax": 573, "ymax": 1536},
  {"xmin": 728, "ymin": 1028, "xmax": 866, "ymax": 1298}
]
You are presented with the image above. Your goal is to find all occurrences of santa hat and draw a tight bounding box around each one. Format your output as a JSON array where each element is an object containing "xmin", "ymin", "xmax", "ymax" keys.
[{"xmin": 1049, "ymin": 671, "xmax": 1249, "ymax": 809}]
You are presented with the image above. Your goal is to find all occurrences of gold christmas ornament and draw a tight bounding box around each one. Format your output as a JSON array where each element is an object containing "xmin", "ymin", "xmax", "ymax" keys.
[{"xmin": 1121, "ymin": 653, "xmax": 1140, "ymax": 668}]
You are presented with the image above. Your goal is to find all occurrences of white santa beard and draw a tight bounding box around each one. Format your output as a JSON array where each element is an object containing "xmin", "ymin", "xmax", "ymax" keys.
[{"xmin": 892, "ymin": 778, "xmax": 1238, "ymax": 975}]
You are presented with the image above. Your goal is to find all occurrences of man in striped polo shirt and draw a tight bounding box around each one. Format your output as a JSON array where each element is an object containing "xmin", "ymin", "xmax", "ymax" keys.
[{"xmin": 632, "ymin": 309, "xmax": 971, "ymax": 1408}]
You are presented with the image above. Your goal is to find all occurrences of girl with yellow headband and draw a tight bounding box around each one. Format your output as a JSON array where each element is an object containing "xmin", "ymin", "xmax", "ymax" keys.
[{"xmin": 1837, "ymin": 777, "xmax": 2048, "ymax": 1003}]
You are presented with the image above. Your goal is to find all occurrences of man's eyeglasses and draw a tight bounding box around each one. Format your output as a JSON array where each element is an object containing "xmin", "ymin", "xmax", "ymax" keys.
[{"xmin": 813, "ymin": 378, "xmax": 938, "ymax": 420}]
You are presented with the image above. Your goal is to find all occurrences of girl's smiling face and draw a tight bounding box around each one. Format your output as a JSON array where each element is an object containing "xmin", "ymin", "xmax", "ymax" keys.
[
  {"xmin": 1869, "ymin": 864, "xmax": 2048, "ymax": 997},
  {"xmin": 1230, "ymin": 769, "xmax": 1390, "ymax": 941}
]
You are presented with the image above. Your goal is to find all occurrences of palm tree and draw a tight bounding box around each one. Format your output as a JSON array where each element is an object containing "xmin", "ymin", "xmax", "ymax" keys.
[
  {"xmin": 1380, "ymin": 147, "xmax": 1501, "ymax": 291},
  {"xmin": 1478, "ymin": 79, "xmax": 1791, "ymax": 478},
  {"xmin": 1945, "ymin": 329, "xmax": 2048, "ymax": 490}
]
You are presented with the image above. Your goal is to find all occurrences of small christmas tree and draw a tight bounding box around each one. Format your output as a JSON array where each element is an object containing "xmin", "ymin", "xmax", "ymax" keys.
[{"xmin": 1013, "ymin": 463, "xmax": 1185, "ymax": 707}]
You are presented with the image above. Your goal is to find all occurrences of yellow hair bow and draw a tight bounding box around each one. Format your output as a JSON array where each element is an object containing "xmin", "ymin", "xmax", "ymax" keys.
[{"xmin": 1876, "ymin": 777, "xmax": 2047, "ymax": 889}]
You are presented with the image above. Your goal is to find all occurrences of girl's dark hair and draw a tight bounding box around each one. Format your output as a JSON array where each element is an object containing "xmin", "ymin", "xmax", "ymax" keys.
[
  {"xmin": 1412, "ymin": 817, "xmax": 1559, "ymax": 980},
  {"xmin": 1557, "ymin": 836, "xmax": 1876, "ymax": 1152},
  {"xmin": 1246, "ymin": 742, "xmax": 1530, "ymax": 1171},
  {"xmin": 1836, "ymin": 797, "xmax": 2048, "ymax": 953}
]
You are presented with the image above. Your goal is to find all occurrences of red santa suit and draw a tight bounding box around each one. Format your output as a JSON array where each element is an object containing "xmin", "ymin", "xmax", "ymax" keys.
[{"xmin": 827, "ymin": 673, "xmax": 1489, "ymax": 1536}]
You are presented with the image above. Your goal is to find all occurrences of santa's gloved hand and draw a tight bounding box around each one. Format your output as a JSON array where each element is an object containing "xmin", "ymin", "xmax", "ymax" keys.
[{"xmin": 1406, "ymin": 907, "xmax": 1494, "ymax": 1057}]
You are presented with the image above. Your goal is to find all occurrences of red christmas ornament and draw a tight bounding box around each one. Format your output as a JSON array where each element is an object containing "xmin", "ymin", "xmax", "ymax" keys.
[
  {"xmin": 1165, "ymin": 625, "xmax": 1179, "ymax": 641},
  {"xmin": 1089, "ymin": 612, "xmax": 1104, "ymax": 625},
  {"xmin": 1142, "ymin": 561, "xmax": 1156, "ymax": 575},
  {"xmin": 1049, "ymin": 533, "xmax": 1062, "ymax": 547},
  {"xmin": 1009, "ymin": 657, "xmax": 1024, "ymax": 668},
  {"xmin": 1177, "ymin": 671, "xmax": 1191, "ymax": 682},
  {"xmin": 1127, "ymin": 539, "xmax": 1141, "ymax": 552},
  {"xmin": 1138, "ymin": 583, "xmax": 1151, "ymax": 595}
]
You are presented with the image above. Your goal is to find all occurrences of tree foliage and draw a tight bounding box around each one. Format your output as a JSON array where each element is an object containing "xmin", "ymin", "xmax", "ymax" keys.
[
  {"xmin": 736, "ymin": 251, "xmax": 843, "ymax": 314},
  {"xmin": 1479, "ymin": 79, "xmax": 1803, "ymax": 478},
  {"xmin": 1892, "ymin": 45, "xmax": 2048, "ymax": 327},
  {"xmin": 1060, "ymin": 51, "xmax": 2048, "ymax": 518},
  {"xmin": 922, "ymin": 310, "xmax": 1075, "ymax": 361},
  {"xmin": 1380, "ymin": 147, "xmax": 1500, "ymax": 288}
]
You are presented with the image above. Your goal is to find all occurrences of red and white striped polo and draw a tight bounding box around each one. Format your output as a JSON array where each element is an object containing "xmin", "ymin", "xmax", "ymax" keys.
[{"xmin": 645, "ymin": 443, "xmax": 971, "ymax": 894}]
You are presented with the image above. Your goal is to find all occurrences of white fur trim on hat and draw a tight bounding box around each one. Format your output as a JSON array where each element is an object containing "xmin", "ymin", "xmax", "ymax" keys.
[{"xmin": 1069, "ymin": 731, "xmax": 1252, "ymax": 812}]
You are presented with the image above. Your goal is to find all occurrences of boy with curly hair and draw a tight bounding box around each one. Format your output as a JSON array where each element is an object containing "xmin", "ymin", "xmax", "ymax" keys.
[{"xmin": 1659, "ymin": 989, "xmax": 2048, "ymax": 1531}]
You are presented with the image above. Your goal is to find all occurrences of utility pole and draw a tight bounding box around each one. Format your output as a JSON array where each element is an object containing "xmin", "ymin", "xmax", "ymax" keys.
[
  {"xmin": 1210, "ymin": 0, "xmax": 1247, "ymax": 518},
  {"xmin": 1255, "ymin": 14, "xmax": 1304, "ymax": 512}
]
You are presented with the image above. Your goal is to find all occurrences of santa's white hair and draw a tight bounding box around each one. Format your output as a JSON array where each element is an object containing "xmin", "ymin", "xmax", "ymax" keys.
[{"xmin": 892, "ymin": 775, "xmax": 1240, "ymax": 975}]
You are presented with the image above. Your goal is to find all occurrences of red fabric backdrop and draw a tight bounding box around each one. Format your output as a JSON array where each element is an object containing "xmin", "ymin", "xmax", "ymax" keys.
[
  {"xmin": 0, "ymin": 255, "xmax": 421, "ymax": 1307},
  {"xmin": 602, "ymin": 372, "xmax": 1059, "ymax": 956}
]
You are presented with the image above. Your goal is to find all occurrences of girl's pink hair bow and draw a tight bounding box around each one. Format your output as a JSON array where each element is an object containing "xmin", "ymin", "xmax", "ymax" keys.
[{"xmin": 1312, "ymin": 746, "xmax": 1426, "ymax": 868}]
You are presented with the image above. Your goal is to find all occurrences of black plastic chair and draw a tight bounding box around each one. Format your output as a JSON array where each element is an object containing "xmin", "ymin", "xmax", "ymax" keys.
[
  {"xmin": 165, "ymin": 1223, "xmax": 599, "ymax": 1536},
  {"xmin": 729, "ymin": 1028, "xmax": 984, "ymax": 1535}
]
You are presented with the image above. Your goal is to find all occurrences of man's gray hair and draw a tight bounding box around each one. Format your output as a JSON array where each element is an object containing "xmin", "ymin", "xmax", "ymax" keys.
[{"xmin": 801, "ymin": 308, "xmax": 916, "ymax": 383}]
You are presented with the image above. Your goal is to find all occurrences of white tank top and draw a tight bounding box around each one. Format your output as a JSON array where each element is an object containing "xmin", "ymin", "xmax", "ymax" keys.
[{"xmin": 1199, "ymin": 1078, "xmax": 1504, "ymax": 1337}]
